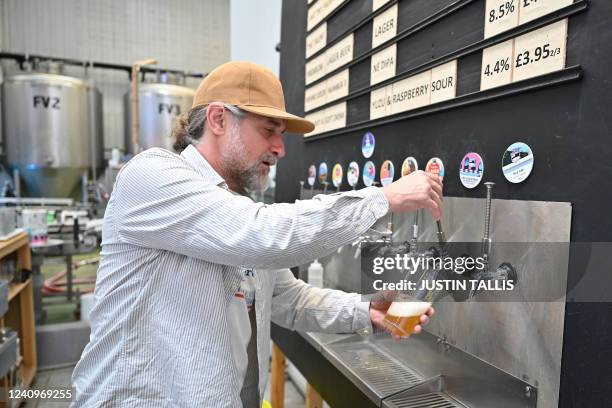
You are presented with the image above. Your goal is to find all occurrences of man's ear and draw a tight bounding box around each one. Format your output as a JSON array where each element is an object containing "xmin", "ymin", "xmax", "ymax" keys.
[{"xmin": 206, "ymin": 102, "xmax": 226, "ymax": 136}]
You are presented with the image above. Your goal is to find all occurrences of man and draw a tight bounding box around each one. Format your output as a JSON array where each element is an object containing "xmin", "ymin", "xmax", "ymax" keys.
[{"xmin": 72, "ymin": 61, "xmax": 442, "ymax": 407}]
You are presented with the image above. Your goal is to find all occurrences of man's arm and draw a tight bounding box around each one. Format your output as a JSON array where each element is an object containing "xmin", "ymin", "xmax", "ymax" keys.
[
  {"xmin": 112, "ymin": 150, "xmax": 388, "ymax": 270},
  {"xmin": 270, "ymin": 268, "xmax": 372, "ymax": 334}
]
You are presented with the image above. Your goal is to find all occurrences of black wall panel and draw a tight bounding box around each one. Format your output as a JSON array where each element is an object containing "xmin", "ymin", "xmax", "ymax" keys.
[{"xmin": 279, "ymin": 1, "xmax": 612, "ymax": 406}]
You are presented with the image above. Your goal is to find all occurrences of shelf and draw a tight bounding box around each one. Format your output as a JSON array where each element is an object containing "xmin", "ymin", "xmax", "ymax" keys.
[
  {"xmin": 7, "ymin": 281, "xmax": 29, "ymax": 303},
  {"xmin": 0, "ymin": 231, "xmax": 28, "ymax": 262}
]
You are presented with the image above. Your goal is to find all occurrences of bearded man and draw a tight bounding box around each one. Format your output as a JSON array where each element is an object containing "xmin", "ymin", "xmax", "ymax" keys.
[{"xmin": 71, "ymin": 61, "xmax": 441, "ymax": 407}]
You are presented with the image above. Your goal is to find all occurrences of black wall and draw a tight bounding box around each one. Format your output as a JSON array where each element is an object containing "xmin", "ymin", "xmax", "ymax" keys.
[{"xmin": 277, "ymin": 1, "xmax": 612, "ymax": 406}]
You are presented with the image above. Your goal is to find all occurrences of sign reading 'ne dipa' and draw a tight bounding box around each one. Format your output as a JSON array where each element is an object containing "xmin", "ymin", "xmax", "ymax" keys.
[
  {"xmin": 370, "ymin": 43, "xmax": 396, "ymax": 86},
  {"xmin": 372, "ymin": 4, "xmax": 398, "ymax": 48}
]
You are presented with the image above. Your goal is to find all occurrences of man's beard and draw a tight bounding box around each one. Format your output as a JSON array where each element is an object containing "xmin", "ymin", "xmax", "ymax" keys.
[{"xmin": 220, "ymin": 123, "xmax": 277, "ymax": 193}]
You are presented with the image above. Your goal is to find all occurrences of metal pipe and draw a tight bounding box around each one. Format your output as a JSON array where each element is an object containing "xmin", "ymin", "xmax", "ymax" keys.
[
  {"xmin": 0, "ymin": 52, "xmax": 205, "ymax": 78},
  {"xmin": 0, "ymin": 197, "xmax": 74, "ymax": 206},
  {"xmin": 131, "ymin": 59, "xmax": 158, "ymax": 154},
  {"xmin": 81, "ymin": 172, "xmax": 89, "ymax": 206},
  {"xmin": 12, "ymin": 168, "xmax": 20, "ymax": 200}
]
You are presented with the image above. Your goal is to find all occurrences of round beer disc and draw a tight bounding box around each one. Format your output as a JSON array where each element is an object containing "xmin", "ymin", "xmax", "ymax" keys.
[
  {"xmin": 502, "ymin": 142, "xmax": 534, "ymax": 184},
  {"xmin": 459, "ymin": 152, "xmax": 484, "ymax": 189},
  {"xmin": 363, "ymin": 161, "xmax": 376, "ymax": 187},
  {"xmin": 380, "ymin": 160, "xmax": 395, "ymax": 186}
]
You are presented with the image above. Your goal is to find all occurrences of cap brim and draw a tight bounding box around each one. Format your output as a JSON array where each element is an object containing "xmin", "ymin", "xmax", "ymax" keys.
[{"xmin": 238, "ymin": 105, "xmax": 315, "ymax": 134}]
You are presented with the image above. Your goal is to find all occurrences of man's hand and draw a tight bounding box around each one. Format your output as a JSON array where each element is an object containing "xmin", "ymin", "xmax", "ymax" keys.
[
  {"xmin": 380, "ymin": 171, "xmax": 443, "ymax": 220},
  {"xmin": 370, "ymin": 298, "xmax": 435, "ymax": 341}
]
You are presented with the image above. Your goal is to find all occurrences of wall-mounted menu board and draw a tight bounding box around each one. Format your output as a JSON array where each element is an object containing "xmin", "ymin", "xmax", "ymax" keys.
[{"xmin": 302, "ymin": 0, "xmax": 582, "ymax": 139}]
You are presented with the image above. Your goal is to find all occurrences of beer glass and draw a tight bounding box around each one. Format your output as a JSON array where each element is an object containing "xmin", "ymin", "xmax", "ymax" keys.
[{"xmin": 383, "ymin": 295, "xmax": 431, "ymax": 337}]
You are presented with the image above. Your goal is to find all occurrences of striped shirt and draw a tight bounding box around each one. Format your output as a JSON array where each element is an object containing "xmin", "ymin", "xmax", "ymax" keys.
[{"xmin": 71, "ymin": 145, "xmax": 389, "ymax": 407}]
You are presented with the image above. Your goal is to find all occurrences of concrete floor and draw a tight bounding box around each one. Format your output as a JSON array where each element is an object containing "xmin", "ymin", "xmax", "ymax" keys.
[{"xmin": 24, "ymin": 365, "xmax": 305, "ymax": 408}]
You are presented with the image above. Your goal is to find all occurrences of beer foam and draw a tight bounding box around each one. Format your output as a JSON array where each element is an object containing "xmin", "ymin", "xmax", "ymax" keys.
[{"xmin": 387, "ymin": 301, "xmax": 431, "ymax": 317}]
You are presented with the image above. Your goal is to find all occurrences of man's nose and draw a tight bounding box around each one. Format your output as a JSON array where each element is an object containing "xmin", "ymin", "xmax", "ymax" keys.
[{"xmin": 270, "ymin": 134, "xmax": 285, "ymax": 159}]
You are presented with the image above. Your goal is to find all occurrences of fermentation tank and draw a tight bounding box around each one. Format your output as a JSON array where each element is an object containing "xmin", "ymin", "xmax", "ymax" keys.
[
  {"xmin": 124, "ymin": 80, "xmax": 195, "ymax": 154},
  {"xmin": 2, "ymin": 73, "xmax": 100, "ymax": 197}
]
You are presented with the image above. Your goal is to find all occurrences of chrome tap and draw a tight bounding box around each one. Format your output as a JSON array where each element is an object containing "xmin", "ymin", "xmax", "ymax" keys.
[{"xmin": 468, "ymin": 182, "xmax": 517, "ymax": 299}]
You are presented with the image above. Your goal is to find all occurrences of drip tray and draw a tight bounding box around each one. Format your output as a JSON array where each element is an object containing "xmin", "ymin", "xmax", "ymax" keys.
[
  {"xmin": 323, "ymin": 339, "xmax": 424, "ymax": 403},
  {"xmin": 385, "ymin": 392, "xmax": 464, "ymax": 408},
  {"xmin": 383, "ymin": 376, "xmax": 467, "ymax": 408}
]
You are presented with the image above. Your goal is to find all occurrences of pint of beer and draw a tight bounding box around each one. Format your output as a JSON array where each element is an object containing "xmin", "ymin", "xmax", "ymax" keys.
[{"xmin": 383, "ymin": 300, "xmax": 431, "ymax": 337}]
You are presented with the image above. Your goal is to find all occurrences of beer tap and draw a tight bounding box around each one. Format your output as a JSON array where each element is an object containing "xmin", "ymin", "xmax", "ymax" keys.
[
  {"xmin": 409, "ymin": 209, "xmax": 420, "ymax": 254},
  {"xmin": 322, "ymin": 181, "xmax": 329, "ymax": 195},
  {"xmin": 481, "ymin": 182, "xmax": 494, "ymax": 270},
  {"xmin": 436, "ymin": 220, "xmax": 448, "ymax": 258},
  {"xmin": 299, "ymin": 181, "xmax": 305, "ymax": 200},
  {"xmin": 468, "ymin": 182, "xmax": 517, "ymax": 299}
]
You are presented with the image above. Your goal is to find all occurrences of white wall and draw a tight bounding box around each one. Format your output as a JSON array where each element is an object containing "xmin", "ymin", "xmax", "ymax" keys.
[
  {"xmin": 0, "ymin": 0, "xmax": 230, "ymax": 151},
  {"xmin": 230, "ymin": 0, "xmax": 282, "ymax": 75}
]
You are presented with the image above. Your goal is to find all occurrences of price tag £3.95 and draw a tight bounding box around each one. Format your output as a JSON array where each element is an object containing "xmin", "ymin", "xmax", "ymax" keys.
[{"xmin": 513, "ymin": 19, "xmax": 568, "ymax": 83}]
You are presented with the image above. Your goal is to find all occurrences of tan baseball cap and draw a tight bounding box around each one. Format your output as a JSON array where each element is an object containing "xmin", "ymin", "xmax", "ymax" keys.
[{"xmin": 192, "ymin": 61, "xmax": 314, "ymax": 134}]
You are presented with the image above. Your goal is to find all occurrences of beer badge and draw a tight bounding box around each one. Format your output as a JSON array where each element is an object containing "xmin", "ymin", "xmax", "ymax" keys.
[
  {"xmin": 361, "ymin": 132, "xmax": 375, "ymax": 158},
  {"xmin": 380, "ymin": 160, "xmax": 395, "ymax": 186},
  {"xmin": 362, "ymin": 161, "xmax": 376, "ymax": 187},
  {"xmin": 401, "ymin": 157, "xmax": 418, "ymax": 177},
  {"xmin": 318, "ymin": 162, "xmax": 328, "ymax": 184},
  {"xmin": 502, "ymin": 142, "xmax": 534, "ymax": 184},
  {"xmin": 347, "ymin": 161, "xmax": 360, "ymax": 187},
  {"xmin": 459, "ymin": 152, "xmax": 484, "ymax": 189},
  {"xmin": 332, "ymin": 164, "xmax": 343, "ymax": 188},
  {"xmin": 426, "ymin": 157, "xmax": 445, "ymax": 180},
  {"xmin": 307, "ymin": 164, "xmax": 316, "ymax": 186}
]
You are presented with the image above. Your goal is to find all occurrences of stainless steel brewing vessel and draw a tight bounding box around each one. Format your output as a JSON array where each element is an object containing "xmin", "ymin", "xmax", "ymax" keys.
[
  {"xmin": 124, "ymin": 83, "xmax": 195, "ymax": 154},
  {"xmin": 2, "ymin": 73, "xmax": 99, "ymax": 197}
]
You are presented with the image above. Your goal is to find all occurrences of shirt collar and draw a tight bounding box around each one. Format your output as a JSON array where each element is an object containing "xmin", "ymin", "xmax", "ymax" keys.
[{"xmin": 180, "ymin": 144, "xmax": 226, "ymax": 188}]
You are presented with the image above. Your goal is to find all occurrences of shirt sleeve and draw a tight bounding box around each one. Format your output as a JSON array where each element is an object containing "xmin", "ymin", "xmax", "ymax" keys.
[
  {"xmin": 111, "ymin": 151, "xmax": 389, "ymax": 270},
  {"xmin": 270, "ymin": 268, "xmax": 373, "ymax": 334}
]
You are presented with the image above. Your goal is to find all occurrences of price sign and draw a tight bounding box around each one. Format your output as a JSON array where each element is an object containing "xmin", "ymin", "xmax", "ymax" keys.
[
  {"xmin": 370, "ymin": 43, "xmax": 397, "ymax": 86},
  {"xmin": 484, "ymin": 0, "xmax": 519, "ymax": 39},
  {"xmin": 372, "ymin": 4, "xmax": 398, "ymax": 48},
  {"xmin": 480, "ymin": 40, "xmax": 514, "ymax": 90},
  {"xmin": 370, "ymin": 85, "xmax": 392, "ymax": 120},
  {"xmin": 430, "ymin": 60, "xmax": 457, "ymax": 104},
  {"xmin": 306, "ymin": 23, "xmax": 327, "ymax": 59},
  {"xmin": 513, "ymin": 19, "xmax": 567, "ymax": 83},
  {"xmin": 519, "ymin": 0, "xmax": 572, "ymax": 25}
]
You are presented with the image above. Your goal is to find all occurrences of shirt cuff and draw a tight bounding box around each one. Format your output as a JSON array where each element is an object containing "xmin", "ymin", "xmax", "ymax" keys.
[{"xmin": 352, "ymin": 299, "xmax": 373, "ymax": 336}]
